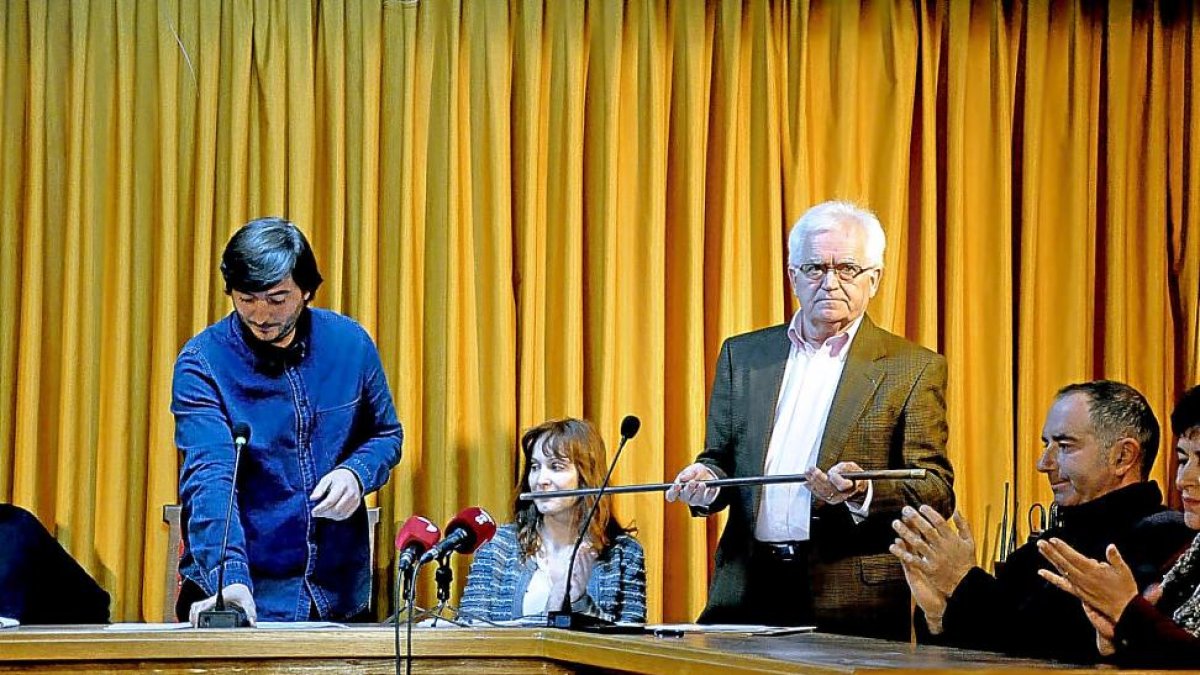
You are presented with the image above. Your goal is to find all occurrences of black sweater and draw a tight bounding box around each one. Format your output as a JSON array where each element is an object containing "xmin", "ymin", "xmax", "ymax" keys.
[
  {"xmin": 919, "ymin": 482, "xmax": 1192, "ymax": 664},
  {"xmin": 0, "ymin": 504, "xmax": 110, "ymax": 624}
]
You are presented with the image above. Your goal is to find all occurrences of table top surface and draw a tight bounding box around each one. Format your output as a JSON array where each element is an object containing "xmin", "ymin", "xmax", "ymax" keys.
[{"xmin": 0, "ymin": 625, "xmax": 1144, "ymax": 674}]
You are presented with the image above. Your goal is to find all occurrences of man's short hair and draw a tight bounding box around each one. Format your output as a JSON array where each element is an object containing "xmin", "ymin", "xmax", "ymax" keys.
[
  {"xmin": 1170, "ymin": 384, "xmax": 1200, "ymax": 439},
  {"xmin": 787, "ymin": 201, "xmax": 887, "ymax": 267},
  {"xmin": 221, "ymin": 217, "xmax": 323, "ymax": 296},
  {"xmin": 1055, "ymin": 380, "xmax": 1160, "ymax": 479}
]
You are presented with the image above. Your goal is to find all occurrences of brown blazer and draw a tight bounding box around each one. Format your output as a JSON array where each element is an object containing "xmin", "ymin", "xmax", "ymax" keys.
[{"xmin": 696, "ymin": 316, "xmax": 954, "ymax": 639}]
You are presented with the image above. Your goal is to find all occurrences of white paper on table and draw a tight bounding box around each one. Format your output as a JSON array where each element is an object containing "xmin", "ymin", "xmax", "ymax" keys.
[
  {"xmin": 104, "ymin": 621, "xmax": 347, "ymax": 631},
  {"xmin": 257, "ymin": 622, "xmax": 348, "ymax": 629},
  {"xmin": 105, "ymin": 623, "xmax": 190, "ymax": 631},
  {"xmin": 644, "ymin": 623, "xmax": 815, "ymax": 636}
]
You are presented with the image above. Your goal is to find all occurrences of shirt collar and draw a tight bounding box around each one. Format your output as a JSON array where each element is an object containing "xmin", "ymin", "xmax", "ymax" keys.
[
  {"xmin": 234, "ymin": 308, "xmax": 312, "ymax": 372},
  {"xmin": 787, "ymin": 312, "xmax": 864, "ymax": 359}
]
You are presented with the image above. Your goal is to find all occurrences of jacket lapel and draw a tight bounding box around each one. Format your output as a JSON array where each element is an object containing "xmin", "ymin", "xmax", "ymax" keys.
[{"xmin": 816, "ymin": 316, "xmax": 886, "ymax": 469}]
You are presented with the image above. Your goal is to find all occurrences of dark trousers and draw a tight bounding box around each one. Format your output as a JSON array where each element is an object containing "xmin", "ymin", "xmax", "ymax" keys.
[{"xmin": 700, "ymin": 541, "xmax": 815, "ymax": 627}]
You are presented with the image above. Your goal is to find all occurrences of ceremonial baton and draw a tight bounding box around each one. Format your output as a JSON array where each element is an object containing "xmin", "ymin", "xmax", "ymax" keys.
[{"xmin": 518, "ymin": 469, "xmax": 926, "ymax": 501}]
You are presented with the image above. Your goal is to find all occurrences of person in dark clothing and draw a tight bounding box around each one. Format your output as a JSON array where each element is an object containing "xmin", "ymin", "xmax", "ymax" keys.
[
  {"xmin": 890, "ymin": 380, "xmax": 1193, "ymax": 663},
  {"xmin": 0, "ymin": 504, "xmax": 110, "ymax": 624},
  {"xmin": 1039, "ymin": 383, "xmax": 1200, "ymax": 667}
]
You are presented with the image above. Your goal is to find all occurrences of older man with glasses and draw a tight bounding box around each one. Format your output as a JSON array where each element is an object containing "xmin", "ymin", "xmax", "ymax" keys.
[{"xmin": 667, "ymin": 200, "xmax": 954, "ymax": 640}]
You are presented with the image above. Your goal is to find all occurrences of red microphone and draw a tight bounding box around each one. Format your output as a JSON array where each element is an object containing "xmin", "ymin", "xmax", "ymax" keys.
[
  {"xmin": 395, "ymin": 516, "xmax": 441, "ymax": 573},
  {"xmin": 417, "ymin": 507, "xmax": 497, "ymax": 564}
]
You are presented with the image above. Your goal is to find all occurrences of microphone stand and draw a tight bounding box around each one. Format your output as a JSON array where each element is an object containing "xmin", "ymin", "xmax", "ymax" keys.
[
  {"xmin": 428, "ymin": 555, "xmax": 466, "ymax": 627},
  {"xmin": 392, "ymin": 554, "xmax": 477, "ymax": 625},
  {"xmin": 390, "ymin": 560, "xmax": 432, "ymax": 624},
  {"xmin": 426, "ymin": 553, "xmax": 502, "ymax": 627},
  {"xmin": 197, "ymin": 435, "xmax": 250, "ymax": 628},
  {"xmin": 547, "ymin": 427, "xmax": 636, "ymax": 631}
]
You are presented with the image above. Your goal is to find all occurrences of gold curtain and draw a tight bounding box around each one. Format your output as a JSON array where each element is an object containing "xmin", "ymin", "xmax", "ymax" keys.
[{"xmin": 0, "ymin": 0, "xmax": 1197, "ymax": 623}]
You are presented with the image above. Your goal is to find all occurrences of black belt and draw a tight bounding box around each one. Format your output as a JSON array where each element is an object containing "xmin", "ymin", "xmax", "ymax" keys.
[{"xmin": 754, "ymin": 540, "xmax": 811, "ymax": 563}]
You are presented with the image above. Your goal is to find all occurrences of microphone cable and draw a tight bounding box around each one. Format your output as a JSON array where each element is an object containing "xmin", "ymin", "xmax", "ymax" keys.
[
  {"xmin": 403, "ymin": 558, "xmax": 424, "ymax": 675},
  {"xmin": 393, "ymin": 553, "xmax": 403, "ymax": 675}
]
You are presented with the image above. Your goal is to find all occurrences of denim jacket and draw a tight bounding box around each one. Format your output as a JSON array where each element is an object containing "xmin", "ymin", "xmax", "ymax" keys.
[{"xmin": 172, "ymin": 308, "xmax": 402, "ymax": 620}]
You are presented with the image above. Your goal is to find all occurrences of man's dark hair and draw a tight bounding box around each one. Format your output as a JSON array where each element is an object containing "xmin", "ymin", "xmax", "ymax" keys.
[
  {"xmin": 1055, "ymin": 380, "xmax": 1160, "ymax": 479},
  {"xmin": 1170, "ymin": 385, "xmax": 1200, "ymax": 439},
  {"xmin": 220, "ymin": 217, "xmax": 323, "ymax": 295}
]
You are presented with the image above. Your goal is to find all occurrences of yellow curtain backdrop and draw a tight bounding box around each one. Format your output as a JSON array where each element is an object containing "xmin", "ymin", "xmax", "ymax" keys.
[{"xmin": 0, "ymin": 0, "xmax": 1197, "ymax": 623}]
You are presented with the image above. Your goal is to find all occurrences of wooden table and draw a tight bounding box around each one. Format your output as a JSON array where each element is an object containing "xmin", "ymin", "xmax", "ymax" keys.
[{"xmin": 0, "ymin": 625, "xmax": 1160, "ymax": 673}]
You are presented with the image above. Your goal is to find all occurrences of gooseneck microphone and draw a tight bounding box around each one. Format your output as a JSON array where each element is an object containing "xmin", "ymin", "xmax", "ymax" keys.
[
  {"xmin": 198, "ymin": 422, "xmax": 252, "ymax": 628},
  {"xmin": 548, "ymin": 414, "xmax": 640, "ymax": 630},
  {"xmin": 417, "ymin": 506, "xmax": 497, "ymax": 565}
]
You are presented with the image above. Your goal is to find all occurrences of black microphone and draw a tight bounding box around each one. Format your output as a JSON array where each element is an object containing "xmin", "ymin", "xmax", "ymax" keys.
[
  {"xmin": 620, "ymin": 415, "xmax": 640, "ymax": 440},
  {"xmin": 548, "ymin": 414, "xmax": 640, "ymax": 631},
  {"xmin": 197, "ymin": 422, "xmax": 252, "ymax": 628},
  {"xmin": 417, "ymin": 506, "xmax": 497, "ymax": 565}
]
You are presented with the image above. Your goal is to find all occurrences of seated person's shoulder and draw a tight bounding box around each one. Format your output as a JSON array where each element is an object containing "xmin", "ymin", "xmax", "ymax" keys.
[
  {"xmin": 0, "ymin": 503, "xmax": 33, "ymax": 521},
  {"xmin": 478, "ymin": 523, "xmax": 519, "ymax": 554},
  {"xmin": 1130, "ymin": 509, "xmax": 1194, "ymax": 547},
  {"xmin": 1125, "ymin": 509, "xmax": 1196, "ymax": 577},
  {"xmin": 0, "ymin": 504, "xmax": 47, "ymax": 537},
  {"xmin": 1136, "ymin": 508, "xmax": 1187, "ymax": 528},
  {"xmin": 606, "ymin": 533, "xmax": 645, "ymax": 559}
]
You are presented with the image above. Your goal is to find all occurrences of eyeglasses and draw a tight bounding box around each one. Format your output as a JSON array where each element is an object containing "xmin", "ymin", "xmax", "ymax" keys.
[{"xmin": 791, "ymin": 262, "xmax": 877, "ymax": 282}]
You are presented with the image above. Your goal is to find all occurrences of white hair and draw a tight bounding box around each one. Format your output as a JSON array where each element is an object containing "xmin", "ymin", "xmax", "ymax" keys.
[{"xmin": 787, "ymin": 200, "xmax": 886, "ymax": 267}]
